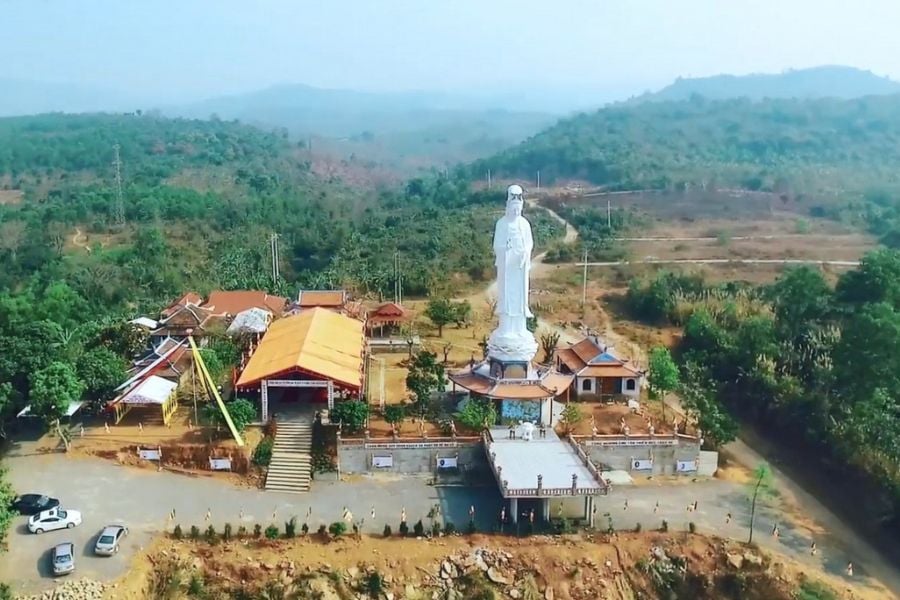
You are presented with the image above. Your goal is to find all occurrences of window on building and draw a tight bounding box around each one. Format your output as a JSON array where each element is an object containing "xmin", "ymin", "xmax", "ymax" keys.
[
  {"xmin": 626, "ymin": 379, "xmax": 636, "ymax": 391},
  {"xmin": 581, "ymin": 378, "xmax": 592, "ymax": 392}
]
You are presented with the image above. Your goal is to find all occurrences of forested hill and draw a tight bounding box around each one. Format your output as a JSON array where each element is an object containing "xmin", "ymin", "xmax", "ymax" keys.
[
  {"xmin": 638, "ymin": 66, "xmax": 900, "ymax": 103},
  {"xmin": 0, "ymin": 113, "xmax": 563, "ymax": 311},
  {"xmin": 472, "ymin": 95, "xmax": 900, "ymax": 193}
]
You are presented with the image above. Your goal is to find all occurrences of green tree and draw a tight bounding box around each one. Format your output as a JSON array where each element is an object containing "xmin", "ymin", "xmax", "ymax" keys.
[
  {"xmin": 406, "ymin": 351, "xmax": 446, "ymax": 408},
  {"xmin": 453, "ymin": 300, "xmax": 473, "ymax": 328},
  {"xmin": 539, "ymin": 330, "xmax": 560, "ymax": 364},
  {"xmin": 90, "ymin": 321, "xmax": 149, "ymax": 357},
  {"xmin": 383, "ymin": 404, "xmax": 406, "ymax": 430},
  {"xmin": 204, "ymin": 398, "xmax": 257, "ymax": 433},
  {"xmin": 76, "ymin": 347, "xmax": 127, "ymax": 403},
  {"xmin": 679, "ymin": 362, "xmax": 738, "ymax": 448},
  {"xmin": 199, "ymin": 348, "xmax": 225, "ymax": 383},
  {"xmin": 29, "ymin": 362, "xmax": 84, "ymax": 426},
  {"xmin": 560, "ymin": 403, "xmax": 583, "ymax": 434},
  {"xmin": 836, "ymin": 249, "xmax": 900, "ymax": 308},
  {"xmin": 0, "ymin": 467, "xmax": 16, "ymax": 553},
  {"xmin": 425, "ymin": 297, "xmax": 455, "ymax": 337},
  {"xmin": 331, "ymin": 400, "xmax": 369, "ymax": 433},
  {"xmin": 747, "ymin": 463, "xmax": 777, "ymax": 544},
  {"xmin": 0, "ymin": 383, "xmax": 21, "ymax": 439},
  {"xmin": 647, "ymin": 346, "xmax": 679, "ymax": 418},
  {"xmin": 454, "ymin": 398, "xmax": 496, "ymax": 431}
]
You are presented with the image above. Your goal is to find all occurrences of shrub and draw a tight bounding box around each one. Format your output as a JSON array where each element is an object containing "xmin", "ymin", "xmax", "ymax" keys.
[
  {"xmin": 431, "ymin": 522, "xmax": 441, "ymax": 537},
  {"xmin": 301, "ymin": 522, "xmax": 309, "ymax": 535},
  {"xmin": 265, "ymin": 524, "xmax": 279, "ymax": 540},
  {"xmin": 188, "ymin": 573, "xmax": 205, "ymax": 596},
  {"xmin": 383, "ymin": 524, "xmax": 392, "ymax": 537},
  {"xmin": 329, "ymin": 521, "xmax": 347, "ymax": 537},
  {"xmin": 189, "ymin": 525, "xmax": 200, "ymax": 540},
  {"xmin": 237, "ymin": 525, "xmax": 248, "ymax": 538},
  {"xmin": 252, "ymin": 437, "xmax": 274, "ymax": 466},
  {"xmin": 253, "ymin": 524, "xmax": 262, "ymax": 538},
  {"xmin": 399, "ymin": 521, "xmax": 409, "ymax": 536},
  {"xmin": 660, "ymin": 519, "xmax": 669, "ymax": 532},
  {"xmin": 204, "ymin": 525, "xmax": 217, "ymax": 544},
  {"xmin": 366, "ymin": 571, "xmax": 384, "ymax": 598},
  {"xmin": 172, "ymin": 524, "xmax": 183, "ymax": 539},
  {"xmin": 466, "ymin": 520, "xmax": 477, "ymax": 535},
  {"xmin": 317, "ymin": 524, "xmax": 328, "ymax": 536},
  {"xmin": 383, "ymin": 404, "xmax": 405, "ymax": 427},
  {"xmin": 634, "ymin": 522, "xmax": 642, "ymax": 533},
  {"xmin": 688, "ymin": 522, "xmax": 697, "ymax": 534},
  {"xmin": 443, "ymin": 522, "xmax": 456, "ymax": 535},
  {"xmin": 223, "ymin": 522, "xmax": 233, "ymax": 541},
  {"xmin": 413, "ymin": 519, "xmax": 425, "ymax": 537},
  {"xmin": 330, "ymin": 400, "xmax": 369, "ymax": 433},
  {"xmin": 285, "ymin": 516, "xmax": 297, "ymax": 538}
]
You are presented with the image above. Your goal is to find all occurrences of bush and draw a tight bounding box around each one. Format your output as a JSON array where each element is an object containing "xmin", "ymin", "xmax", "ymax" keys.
[
  {"xmin": 366, "ymin": 571, "xmax": 384, "ymax": 598},
  {"xmin": 301, "ymin": 522, "xmax": 309, "ymax": 535},
  {"xmin": 172, "ymin": 524, "xmax": 183, "ymax": 539},
  {"xmin": 329, "ymin": 521, "xmax": 347, "ymax": 536},
  {"xmin": 317, "ymin": 524, "xmax": 328, "ymax": 537},
  {"xmin": 204, "ymin": 525, "xmax": 217, "ymax": 544},
  {"xmin": 253, "ymin": 524, "xmax": 262, "ymax": 538},
  {"xmin": 237, "ymin": 525, "xmax": 247, "ymax": 538},
  {"xmin": 634, "ymin": 522, "xmax": 642, "ymax": 533},
  {"xmin": 223, "ymin": 522, "xmax": 232, "ymax": 541},
  {"xmin": 688, "ymin": 522, "xmax": 697, "ymax": 534},
  {"xmin": 252, "ymin": 437, "xmax": 274, "ymax": 466},
  {"xmin": 431, "ymin": 522, "xmax": 441, "ymax": 537},
  {"xmin": 443, "ymin": 522, "xmax": 456, "ymax": 535},
  {"xmin": 285, "ymin": 516, "xmax": 297, "ymax": 538},
  {"xmin": 660, "ymin": 519, "xmax": 669, "ymax": 533},
  {"xmin": 383, "ymin": 524, "xmax": 392, "ymax": 537},
  {"xmin": 399, "ymin": 521, "xmax": 409, "ymax": 536},
  {"xmin": 331, "ymin": 400, "xmax": 369, "ymax": 433},
  {"xmin": 265, "ymin": 524, "xmax": 279, "ymax": 540},
  {"xmin": 188, "ymin": 573, "xmax": 205, "ymax": 596},
  {"xmin": 189, "ymin": 525, "xmax": 200, "ymax": 540},
  {"xmin": 413, "ymin": 519, "xmax": 425, "ymax": 537},
  {"xmin": 466, "ymin": 520, "xmax": 477, "ymax": 535}
]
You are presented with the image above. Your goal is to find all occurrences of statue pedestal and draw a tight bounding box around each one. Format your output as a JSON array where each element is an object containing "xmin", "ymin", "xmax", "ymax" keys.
[{"xmin": 487, "ymin": 330, "xmax": 539, "ymax": 364}]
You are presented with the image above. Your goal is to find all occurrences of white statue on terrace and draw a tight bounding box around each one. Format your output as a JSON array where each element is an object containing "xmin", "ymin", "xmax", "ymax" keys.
[{"xmin": 487, "ymin": 184, "xmax": 539, "ymax": 363}]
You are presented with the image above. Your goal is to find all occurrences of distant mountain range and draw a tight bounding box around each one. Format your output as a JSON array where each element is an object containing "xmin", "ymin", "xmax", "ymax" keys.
[{"xmin": 633, "ymin": 66, "xmax": 900, "ymax": 103}]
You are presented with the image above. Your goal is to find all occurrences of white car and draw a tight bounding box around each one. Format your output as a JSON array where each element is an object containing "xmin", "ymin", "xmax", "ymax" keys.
[{"xmin": 28, "ymin": 508, "xmax": 82, "ymax": 534}]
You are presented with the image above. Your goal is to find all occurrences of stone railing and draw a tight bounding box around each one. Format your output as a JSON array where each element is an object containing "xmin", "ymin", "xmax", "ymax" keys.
[
  {"xmin": 483, "ymin": 431, "xmax": 606, "ymax": 498},
  {"xmin": 340, "ymin": 433, "xmax": 480, "ymax": 450},
  {"xmin": 574, "ymin": 432, "xmax": 699, "ymax": 447},
  {"xmin": 566, "ymin": 434, "xmax": 606, "ymax": 488}
]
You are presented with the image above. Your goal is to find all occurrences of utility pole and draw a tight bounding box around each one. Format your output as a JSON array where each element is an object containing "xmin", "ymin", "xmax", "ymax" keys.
[
  {"xmin": 112, "ymin": 144, "xmax": 125, "ymax": 225},
  {"xmin": 536, "ymin": 170, "xmax": 541, "ymax": 190},
  {"xmin": 606, "ymin": 199, "xmax": 611, "ymax": 228},
  {"xmin": 487, "ymin": 169, "xmax": 492, "ymax": 189},
  {"xmin": 269, "ymin": 233, "xmax": 280, "ymax": 284},
  {"xmin": 581, "ymin": 248, "xmax": 588, "ymax": 315}
]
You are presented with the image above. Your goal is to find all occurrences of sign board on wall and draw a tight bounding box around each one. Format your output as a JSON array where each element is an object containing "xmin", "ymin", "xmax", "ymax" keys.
[
  {"xmin": 676, "ymin": 459, "xmax": 698, "ymax": 473},
  {"xmin": 372, "ymin": 455, "xmax": 393, "ymax": 468},
  {"xmin": 631, "ymin": 459, "xmax": 653, "ymax": 471},
  {"xmin": 138, "ymin": 448, "xmax": 161, "ymax": 461},
  {"xmin": 437, "ymin": 456, "xmax": 458, "ymax": 469},
  {"xmin": 209, "ymin": 458, "xmax": 232, "ymax": 471}
]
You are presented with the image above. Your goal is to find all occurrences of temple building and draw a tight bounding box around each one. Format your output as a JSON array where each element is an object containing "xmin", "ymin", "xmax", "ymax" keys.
[{"xmin": 556, "ymin": 337, "xmax": 644, "ymax": 400}]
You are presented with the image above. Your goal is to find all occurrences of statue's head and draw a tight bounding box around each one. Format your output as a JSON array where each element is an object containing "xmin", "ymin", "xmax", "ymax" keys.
[{"xmin": 506, "ymin": 184, "xmax": 524, "ymax": 217}]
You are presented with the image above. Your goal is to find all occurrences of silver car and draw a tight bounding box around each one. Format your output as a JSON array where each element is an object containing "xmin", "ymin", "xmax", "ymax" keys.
[
  {"xmin": 52, "ymin": 542, "xmax": 75, "ymax": 576},
  {"xmin": 94, "ymin": 524, "xmax": 128, "ymax": 555}
]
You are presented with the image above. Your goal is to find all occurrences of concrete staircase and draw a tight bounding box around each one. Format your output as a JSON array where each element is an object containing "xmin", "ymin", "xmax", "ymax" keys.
[{"xmin": 265, "ymin": 420, "xmax": 313, "ymax": 494}]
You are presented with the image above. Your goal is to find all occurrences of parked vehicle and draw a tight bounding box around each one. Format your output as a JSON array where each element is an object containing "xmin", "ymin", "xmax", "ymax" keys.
[
  {"xmin": 28, "ymin": 508, "xmax": 82, "ymax": 534},
  {"xmin": 51, "ymin": 542, "xmax": 75, "ymax": 576},
  {"xmin": 94, "ymin": 524, "xmax": 128, "ymax": 555},
  {"xmin": 11, "ymin": 494, "xmax": 59, "ymax": 516}
]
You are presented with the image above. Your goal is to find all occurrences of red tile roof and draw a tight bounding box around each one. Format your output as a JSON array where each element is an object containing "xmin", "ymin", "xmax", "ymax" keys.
[
  {"xmin": 203, "ymin": 290, "xmax": 286, "ymax": 317},
  {"xmin": 297, "ymin": 290, "xmax": 346, "ymax": 308},
  {"xmin": 160, "ymin": 292, "xmax": 202, "ymax": 318}
]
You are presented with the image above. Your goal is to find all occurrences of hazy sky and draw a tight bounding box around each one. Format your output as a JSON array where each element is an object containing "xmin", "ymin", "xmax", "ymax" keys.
[{"xmin": 5, "ymin": 0, "xmax": 900, "ymax": 102}]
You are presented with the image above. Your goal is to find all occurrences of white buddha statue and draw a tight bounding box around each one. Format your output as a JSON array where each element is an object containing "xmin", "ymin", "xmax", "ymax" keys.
[{"xmin": 487, "ymin": 184, "xmax": 539, "ymax": 363}]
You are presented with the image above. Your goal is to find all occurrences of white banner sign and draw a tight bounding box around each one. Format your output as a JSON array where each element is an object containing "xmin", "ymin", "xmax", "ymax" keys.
[
  {"xmin": 209, "ymin": 458, "xmax": 232, "ymax": 471},
  {"xmin": 676, "ymin": 459, "xmax": 698, "ymax": 473},
  {"xmin": 138, "ymin": 448, "xmax": 161, "ymax": 461},
  {"xmin": 437, "ymin": 456, "xmax": 458, "ymax": 469},
  {"xmin": 631, "ymin": 459, "xmax": 653, "ymax": 471},
  {"xmin": 372, "ymin": 455, "xmax": 393, "ymax": 468}
]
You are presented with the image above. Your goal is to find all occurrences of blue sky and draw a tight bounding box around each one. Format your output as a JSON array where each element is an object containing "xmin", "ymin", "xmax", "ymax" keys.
[{"xmin": 4, "ymin": 0, "xmax": 900, "ymax": 102}]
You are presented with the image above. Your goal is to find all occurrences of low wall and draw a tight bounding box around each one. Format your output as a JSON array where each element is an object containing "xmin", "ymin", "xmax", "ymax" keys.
[
  {"xmin": 338, "ymin": 437, "xmax": 484, "ymax": 474},
  {"xmin": 577, "ymin": 434, "xmax": 706, "ymax": 477}
]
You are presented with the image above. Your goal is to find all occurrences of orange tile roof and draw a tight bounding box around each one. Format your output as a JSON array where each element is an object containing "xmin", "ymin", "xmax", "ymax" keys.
[
  {"xmin": 297, "ymin": 290, "xmax": 346, "ymax": 308},
  {"xmin": 449, "ymin": 368, "xmax": 573, "ymax": 400},
  {"xmin": 203, "ymin": 290, "xmax": 286, "ymax": 316},
  {"xmin": 557, "ymin": 348, "xmax": 587, "ymax": 372},
  {"xmin": 236, "ymin": 307, "xmax": 364, "ymax": 389},
  {"xmin": 571, "ymin": 338, "xmax": 602, "ymax": 363},
  {"xmin": 580, "ymin": 365, "xmax": 641, "ymax": 378}
]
